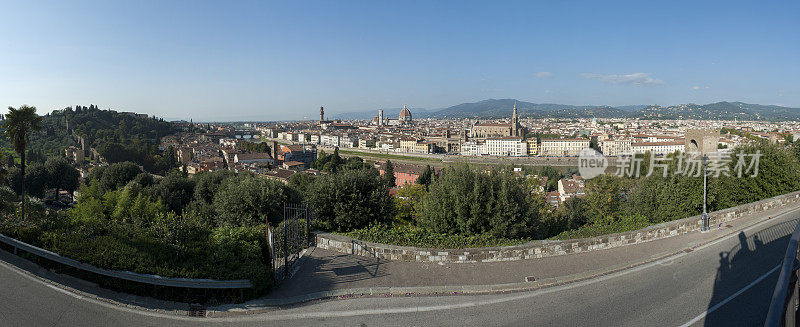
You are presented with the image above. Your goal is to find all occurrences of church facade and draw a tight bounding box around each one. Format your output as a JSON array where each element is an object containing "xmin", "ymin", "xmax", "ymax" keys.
[{"xmin": 470, "ymin": 102, "xmax": 525, "ymax": 138}]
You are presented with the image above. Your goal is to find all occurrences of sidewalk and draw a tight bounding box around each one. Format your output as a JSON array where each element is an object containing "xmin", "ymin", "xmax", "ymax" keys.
[
  {"xmin": 3, "ymin": 199, "xmax": 797, "ymax": 318},
  {"xmin": 252, "ymin": 201, "xmax": 800, "ymax": 307}
]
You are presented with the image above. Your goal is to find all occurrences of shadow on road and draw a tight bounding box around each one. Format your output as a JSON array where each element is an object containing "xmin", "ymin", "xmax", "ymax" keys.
[
  {"xmin": 266, "ymin": 247, "xmax": 390, "ymax": 299},
  {"xmin": 704, "ymin": 219, "xmax": 798, "ymax": 326}
]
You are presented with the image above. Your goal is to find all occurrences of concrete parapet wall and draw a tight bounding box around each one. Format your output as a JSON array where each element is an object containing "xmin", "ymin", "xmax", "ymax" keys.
[{"xmin": 315, "ymin": 191, "xmax": 800, "ymax": 263}]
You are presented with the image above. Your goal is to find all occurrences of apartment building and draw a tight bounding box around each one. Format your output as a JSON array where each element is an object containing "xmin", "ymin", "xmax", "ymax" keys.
[
  {"xmin": 601, "ymin": 138, "xmax": 632, "ymax": 156},
  {"xmin": 539, "ymin": 138, "xmax": 590, "ymax": 157},
  {"xmin": 630, "ymin": 141, "xmax": 685, "ymax": 156},
  {"xmin": 461, "ymin": 141, "xmax": 487, "ymax": 156},
  {"xmin": 486, "ymin": 137, "xmax": 527, "ymax": 156},
  {"xmin": 399, "ymin": 138, "xmax": 417, "ymax": 152},
  {"xmin": 411, "ymin": 141, "xmax": 434, "ymax": 154}
]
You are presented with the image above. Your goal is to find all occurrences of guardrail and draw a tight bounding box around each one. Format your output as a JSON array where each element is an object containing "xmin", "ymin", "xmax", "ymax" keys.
[
  {"xmin": 765, "ymin": 218, "xmax": 800, "ymax": 326},
  {"xmin": 0, "ymin": 233, "xmax": 253, "ymax": 289}
]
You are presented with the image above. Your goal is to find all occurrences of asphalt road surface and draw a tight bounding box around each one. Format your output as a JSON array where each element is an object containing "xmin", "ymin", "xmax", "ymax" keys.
[{"xmin": 1, "ymin": 212, "xmax": 796, "ymax": 327}]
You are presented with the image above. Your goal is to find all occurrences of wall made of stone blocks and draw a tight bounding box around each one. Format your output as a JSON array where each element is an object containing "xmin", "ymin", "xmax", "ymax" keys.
[{"xmin": 316, "ymin": 191, "xmax": 800, "ymax": 263}]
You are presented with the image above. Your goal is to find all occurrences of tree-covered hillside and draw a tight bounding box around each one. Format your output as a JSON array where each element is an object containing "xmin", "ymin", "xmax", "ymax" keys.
[{"xmin": 0, "ymin": 105, "xmax": 178, "ymax": 174}]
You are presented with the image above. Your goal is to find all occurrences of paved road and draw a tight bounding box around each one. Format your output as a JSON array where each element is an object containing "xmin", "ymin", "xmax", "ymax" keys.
[{"xmin": 0, "ymin": 211, "xmax": 796, "ymax": 326}]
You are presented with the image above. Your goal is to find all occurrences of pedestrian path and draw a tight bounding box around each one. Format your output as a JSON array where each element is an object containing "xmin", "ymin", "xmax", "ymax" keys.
[{"xmin": 263, "ymin": 202, "xmax": 800, "ymax": 303}]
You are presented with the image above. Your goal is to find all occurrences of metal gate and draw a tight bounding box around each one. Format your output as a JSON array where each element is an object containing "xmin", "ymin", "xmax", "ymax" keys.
[{"xmin": 268, "ymin": 203, "xmax": 313, "ymax": 283}]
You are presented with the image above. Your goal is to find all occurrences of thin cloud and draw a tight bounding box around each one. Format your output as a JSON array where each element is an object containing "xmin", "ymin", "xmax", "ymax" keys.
[
  {"xmin": 533, "ymin": 71, "xmax": 554, "ymax": 78},
  {"xmin": 582, "ymin": 72, "xmax": 664, "ymax": 86}
]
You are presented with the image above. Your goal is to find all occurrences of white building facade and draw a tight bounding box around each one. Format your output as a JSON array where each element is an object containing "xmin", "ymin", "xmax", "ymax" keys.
[
  {"xmin": 486, "ymin": 137, "xmax": 527, "ymax": 156},
  {"xmin": 630, "ymin": 141, "xmax": 685, "ymax": 156},
  {"xmin": 461, "ymin": 141, "xmax": 488, "ymax": 156},
  {"xmin": 539, "ymin": 139, "xmax": 590, "ymax": 157}
]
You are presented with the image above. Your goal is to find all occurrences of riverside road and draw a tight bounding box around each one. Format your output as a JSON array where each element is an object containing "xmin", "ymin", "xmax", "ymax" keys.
[{"xmin": 1, "ymin": 208, "xmax": 797, "ymax": 326}]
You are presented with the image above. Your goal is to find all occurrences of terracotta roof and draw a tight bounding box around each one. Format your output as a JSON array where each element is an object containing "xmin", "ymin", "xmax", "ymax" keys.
[
  {"xmin": 541, "ymin": 138, "xmax": 589, "ymax": 142},
  {"xmin": 632, "ymin": 141, "xmax": 684, "ymax": 146},
  {"xmin": 264, "ymin": 168, "xmax": 296, "ymax": 180},
  {"xmin": 487, "ymin": 137, "xmax": 523, "ymax": 140},
  {"xmin": 280, "ymin": 144, "xmax": 308, "ymax": 152},
  {"xmin": 235, "ymin": 153, "xmax": 271, "ymax": 160},
  {"xmin": 283, "ymin": 161, "xmax": 304, "ymax": 166},
  {"xmin": 400, "ymin": 106, "xmax": 412, "ymax": 118},
  {"xmin": 474, "ymin": 123, "xmax": 511, "ymax": 127}
]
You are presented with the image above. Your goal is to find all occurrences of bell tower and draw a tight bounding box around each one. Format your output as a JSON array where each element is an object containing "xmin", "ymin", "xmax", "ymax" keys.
[{"xmin": 512, "ymin": 102, "xmax": 519, "ymax": 137}]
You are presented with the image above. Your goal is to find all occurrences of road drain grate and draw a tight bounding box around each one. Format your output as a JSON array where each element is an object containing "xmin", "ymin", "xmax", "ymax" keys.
[{"xmin": 188, "ymin": 304, "xmax": 206, "ymax": 317}]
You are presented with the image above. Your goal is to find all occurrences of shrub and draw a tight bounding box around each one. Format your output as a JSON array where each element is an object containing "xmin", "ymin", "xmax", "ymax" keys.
[
  {"xmin": 344, "ymin": 223, "xmax": 526, "ymax": 248},
  {"xmin": 213, "ymin": 175, "xmax": 290, "ymax": 226},
  {"xmin": 551, "ymin": 215, "xmax": 651, "ymax": 240},
  {"xmin": 419, "ymin": 165, "xmax": 543, "ymax": 239},
  {"xmin": 305, "ymin": 169, "xmax": 394, "ymax": 232}
]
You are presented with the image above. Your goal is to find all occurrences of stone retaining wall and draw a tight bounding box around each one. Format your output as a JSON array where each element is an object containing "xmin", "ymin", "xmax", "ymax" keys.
[{"xmin": 315, "ymin": 191, "xmax": 800, "ymax": 263}]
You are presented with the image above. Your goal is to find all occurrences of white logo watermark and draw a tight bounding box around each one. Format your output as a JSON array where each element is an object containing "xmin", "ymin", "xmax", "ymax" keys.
[
  {"xmin": 578, "ymin": 148, "xmax": 761, "ymax": 179},
  {"xmin": 578, "ymin": 148, "xmax": 607, "ymax": 179}
]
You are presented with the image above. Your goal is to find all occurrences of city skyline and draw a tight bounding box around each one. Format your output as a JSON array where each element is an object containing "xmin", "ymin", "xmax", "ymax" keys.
[{"xmin": 1, "ymin": 0, "xmax": 799, "ymax": 121}]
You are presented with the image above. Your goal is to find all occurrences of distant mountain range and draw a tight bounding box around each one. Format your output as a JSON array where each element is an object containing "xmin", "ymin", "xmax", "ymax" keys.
[
  {"xmin": 634, "ymin": 102, "xmax": 800, "ymax": 121},
  {"xmin": 332, "ymin": 99, "xmax": 800, "ymax": 121}
]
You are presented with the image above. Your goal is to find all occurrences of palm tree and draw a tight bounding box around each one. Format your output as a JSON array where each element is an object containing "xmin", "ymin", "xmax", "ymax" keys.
[{"xmin": 3, "ymin": 105, "xmax": 43, "ymax": 220}]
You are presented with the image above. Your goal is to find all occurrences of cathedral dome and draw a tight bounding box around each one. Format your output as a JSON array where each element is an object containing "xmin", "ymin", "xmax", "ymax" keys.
[{"xmin": 399, "ymin": 105, "xmax": 412, "ymax": 122}]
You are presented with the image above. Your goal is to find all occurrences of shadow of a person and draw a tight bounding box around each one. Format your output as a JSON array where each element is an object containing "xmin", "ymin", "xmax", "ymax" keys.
[
  {"xmin": 754, "ymin": 235, "xmax": 763, "ymax": 250},
  {"xmin": 704, "ymin": 226, "xmax": 795, "ymax": 326},
  {"xmin": 738, "ymin": 231, "xmax": 750, "ymax": 253},
  {"xmin": 717, "ymin": 251, "xmax": 731, "ymax": 281}
]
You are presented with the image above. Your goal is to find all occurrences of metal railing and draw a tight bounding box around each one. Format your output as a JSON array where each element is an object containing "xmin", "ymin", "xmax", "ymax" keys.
[
  {"xmin": 0, "ymin": 233, "xmax": 252, "ymax": 289},
  {"xmin": 765, "ymin": 219, "xmax": 800, "ymax": 326},
  {"xmin": 269, "ymin": 203, "xmax": 314, "ymax": 283}
]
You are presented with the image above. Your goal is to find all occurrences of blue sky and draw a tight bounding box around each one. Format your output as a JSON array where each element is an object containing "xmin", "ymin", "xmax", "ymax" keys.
[{"xmin": 1, "ymin": 0, "xmax": 798, "ymax": 121}]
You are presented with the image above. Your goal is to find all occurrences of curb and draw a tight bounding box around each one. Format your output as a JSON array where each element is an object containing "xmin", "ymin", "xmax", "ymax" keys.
[
  {"xmin": 206, "ymin": 204, "xmax": 800, "ymax": 317},
  {"xmin": 2, "ymin": 203, "xmax": 797, "ymax": 319}
]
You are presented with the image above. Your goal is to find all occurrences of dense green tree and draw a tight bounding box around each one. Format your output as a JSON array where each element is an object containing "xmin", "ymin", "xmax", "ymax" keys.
[
  {"xmin": 585, "ymin": 174, "xmax": 625, "ymax": 221},
  {"xmin": 312, "ymin": 150, "xmax": 327, "ymax": 170},
  {"xmin": 589, "ymin": 136, "xmax": 600, "ymax": 152},
  {"xmin": 133, "ymin": 172, "xmax": 155, "ymax": 188},
  {"xmin": 3, "ymin": 105, "xmax": 43, "ymax": 219},
  {"xmin": 419, "ymin": 165, "xmax": 543, "ymax": 239},
  {"xmin": 342, "ymin": 156, "xmax": 370, "ymax": 171},
  {"xmin": 306, "ymin": 169, "xmax": 393, "ymax": 231},
  {"xmin": 383, "ymin": 160, "xmax": 396, "ymax": 187},
  {"xmin": 542, "ymin": 197, "xmax": 590, "ymax": 235},
  {"xmin": 97, "ymin": 162, "xmax": 144, "ymax": 192},
  {"xmin": 213, "ymin": 175, "xmax": 290, "ymax": 226},
  {"xmin": 44, "ymin": 156, "xmax": 80, "ymax": 198},
  {"xmin": 148, "ymin": 172, "xmax": 196, "ymax": 214},
  {"xmin": 394, "ymin": 184, "xmax": 426, "ymax": 222},
  {"xmin": 192, "ymin": 170, "xmax": 236, "ymax": 206},
  {"xmin": 561, "ymin": 197, "xmax": 590, "ymax": 229},
  {"xmin": 416, "ymin": 165, "xmax": 434, "ymax": 188},
  {"xmin": 539, "ymin": 166, "xmax": 562, "ymax": 192},
  {"xmin": 22, "ymin": 164, "xmax": 49, "ymax": 198},
  {"xmin": 288, "ymin": 172, "xmax": 315, "ymax": 194},
  {"xmin": 239, "ymin": 141, "xmax": 271, "ymax": 153}
]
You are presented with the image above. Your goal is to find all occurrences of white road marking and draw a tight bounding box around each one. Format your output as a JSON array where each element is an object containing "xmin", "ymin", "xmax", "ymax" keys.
[
  {"xmin": 0, "ymin": 205, "xmax": 798, "ymax": 323},
  {"xmin": 678, "ymin": 264, "xmax": 780, "ymax": 327}
]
